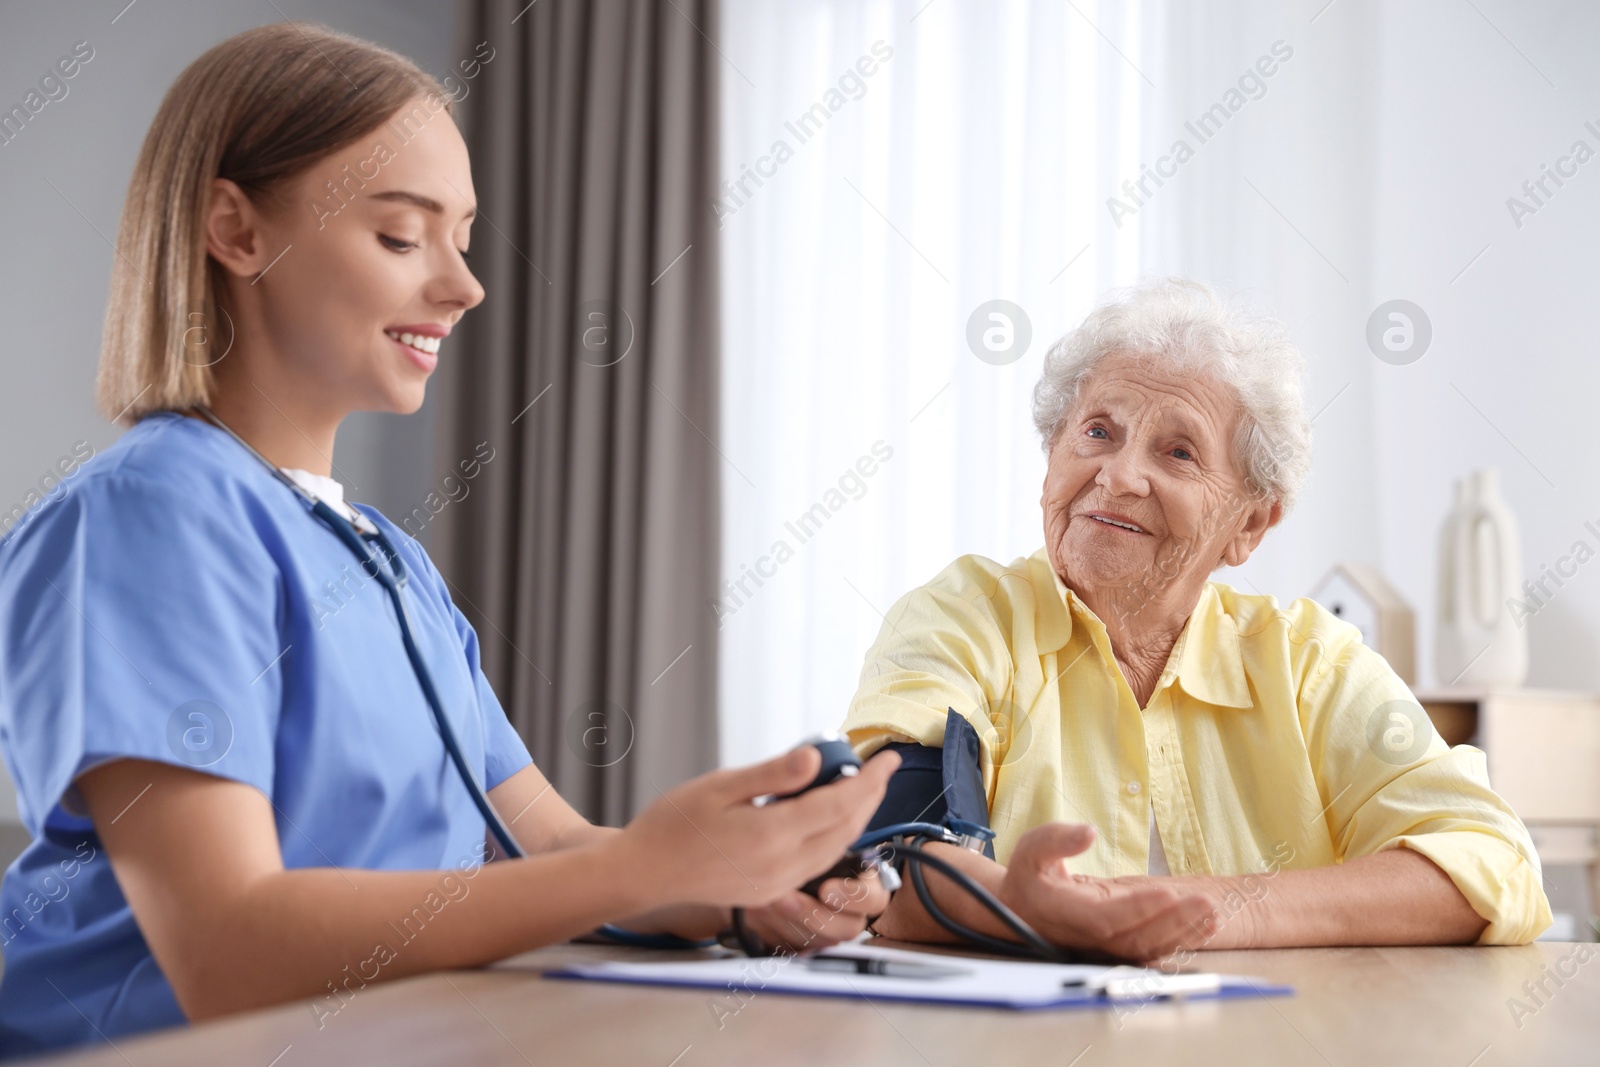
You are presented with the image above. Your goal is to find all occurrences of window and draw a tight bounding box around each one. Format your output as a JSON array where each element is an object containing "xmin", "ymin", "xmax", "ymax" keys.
[{"xmin": 717, "ymin": 0, "xmax": 1150, "ymax": 764}]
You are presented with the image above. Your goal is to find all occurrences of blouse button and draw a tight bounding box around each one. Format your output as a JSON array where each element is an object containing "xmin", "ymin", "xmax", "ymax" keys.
[{"xmin": 1126, "ymin": 780, "xmax": 1142, "ymax": 795}]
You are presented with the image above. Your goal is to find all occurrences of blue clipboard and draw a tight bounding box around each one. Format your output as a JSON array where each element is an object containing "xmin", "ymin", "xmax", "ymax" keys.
[{"xmin": 545, "ymin": 944, "xmax": 1294, "ymax": 1012}]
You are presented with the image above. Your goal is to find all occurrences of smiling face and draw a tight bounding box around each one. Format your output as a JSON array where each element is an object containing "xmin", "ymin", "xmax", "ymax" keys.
[
  {"xmin": 1040, "ymin": 352, "xmax": 1280, "ymax": 624},
  {"xmin": 210, "ymin": 95, "xmax": 484, "ymax": 420}
]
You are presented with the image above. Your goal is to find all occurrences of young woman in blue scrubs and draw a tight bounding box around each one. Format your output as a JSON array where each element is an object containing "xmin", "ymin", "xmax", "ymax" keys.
[{"xmin": 0, "ymin": 24, "xmax": 896, "ymax": 1056}]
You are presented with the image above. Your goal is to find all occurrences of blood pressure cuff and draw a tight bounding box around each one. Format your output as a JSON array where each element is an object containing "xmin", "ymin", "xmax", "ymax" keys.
[{"xmin": 863, "ymin": 708, "xmax": 995, "ymax": 859}]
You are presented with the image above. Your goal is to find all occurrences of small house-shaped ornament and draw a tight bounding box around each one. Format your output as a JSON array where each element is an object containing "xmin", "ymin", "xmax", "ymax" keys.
[{"xmin": 1309, "ymin": 563, "xmax": 1417, "ymax": 684}]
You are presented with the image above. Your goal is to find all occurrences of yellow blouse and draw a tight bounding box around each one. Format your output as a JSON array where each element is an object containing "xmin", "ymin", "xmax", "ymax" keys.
[{"xmin": 841, "ymin": 548, "xmax": 1552, "ymax": 944}]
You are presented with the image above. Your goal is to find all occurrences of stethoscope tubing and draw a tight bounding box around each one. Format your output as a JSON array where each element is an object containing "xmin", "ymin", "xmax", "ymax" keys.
[{"xmin": 191, "ymin": 406, "xmax": 526, "ymax": 861}]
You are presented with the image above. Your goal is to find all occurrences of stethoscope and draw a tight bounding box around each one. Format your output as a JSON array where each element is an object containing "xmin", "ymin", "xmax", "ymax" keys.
[
  {"xmin": 194, "ymin": 406, "xmax": 1077, "ymax": 962},
  {"xmin": 196, "ymin": 406, "xmax": 696, "ymax": 947},
  {"xmin": 193, "ymin": 406, "xmax": 529, "ymax": 860}
]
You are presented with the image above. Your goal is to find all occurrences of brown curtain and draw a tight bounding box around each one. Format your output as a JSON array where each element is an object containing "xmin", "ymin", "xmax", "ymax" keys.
[{"xmin": 434, "ymin": 0, "xmax": 722, "ymax": 825}]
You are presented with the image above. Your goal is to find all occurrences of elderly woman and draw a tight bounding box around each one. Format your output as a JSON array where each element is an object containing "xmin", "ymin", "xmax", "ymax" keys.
[{"xmin": 844, "ymin": 278, "xmax": 1550, "ymax": 959}]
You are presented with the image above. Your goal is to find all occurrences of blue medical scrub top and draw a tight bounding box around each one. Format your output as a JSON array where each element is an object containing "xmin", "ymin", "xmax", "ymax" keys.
[{"xmin": 0, "ymin": 412, "xmax": 533, "ymax": 1057}]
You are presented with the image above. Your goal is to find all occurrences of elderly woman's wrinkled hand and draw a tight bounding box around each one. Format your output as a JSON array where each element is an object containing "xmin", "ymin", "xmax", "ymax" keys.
[{"xmin": 998, "ymin": 823, "xmax": 1221, "ymax": 963}]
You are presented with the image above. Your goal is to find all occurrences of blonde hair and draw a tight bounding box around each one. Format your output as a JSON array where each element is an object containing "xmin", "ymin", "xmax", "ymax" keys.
[{"xmin": 96, "ymin": 23, "xmax": 450, "ymax": 424}]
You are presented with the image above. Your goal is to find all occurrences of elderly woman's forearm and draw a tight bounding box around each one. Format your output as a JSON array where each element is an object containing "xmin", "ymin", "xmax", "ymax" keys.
[
  {"xmin": 1182, "ymin": 848, "xmax": 1488, "ymax": 948},
  {"xmin": 875, "ymin": 844, "xmax": 1014, "ymax": 944}
]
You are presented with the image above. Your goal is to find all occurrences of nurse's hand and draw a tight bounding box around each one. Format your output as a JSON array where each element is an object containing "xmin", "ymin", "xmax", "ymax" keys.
[
  {"xmin": 732, "ymin": 868, "xmax": 894, "ymax": 953},
  {"xmin": 998, "ymin": 823, "xmax": 1219, "ymax": 962},
  {"xmin": 611, "ymin": 746, "xmax": 899, "ymax": 910}
]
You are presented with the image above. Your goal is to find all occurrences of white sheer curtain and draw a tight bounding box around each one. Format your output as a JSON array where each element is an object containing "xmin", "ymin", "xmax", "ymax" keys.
[
  {"xmin": 716, "ymin": 0, "xmax": 1152, "ymax": 765},
  {"xmin": 1131, "ymin": 0, "xmax": 1382, "ymax": 616}
]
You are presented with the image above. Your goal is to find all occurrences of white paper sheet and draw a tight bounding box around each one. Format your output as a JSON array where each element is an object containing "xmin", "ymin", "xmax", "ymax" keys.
[{"xmin": 546, "ymin": 942, "xmax": 1288, "ymax": 1010}]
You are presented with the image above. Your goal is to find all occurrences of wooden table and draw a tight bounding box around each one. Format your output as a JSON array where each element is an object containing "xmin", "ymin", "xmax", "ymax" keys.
[
  {"xmin": 1414, "ymin": 686, "xmax": 1600, "ymax": 929},
  {"xmin": 25, "ymin": 940, "xmax": 1600, "ymax": 1066}
]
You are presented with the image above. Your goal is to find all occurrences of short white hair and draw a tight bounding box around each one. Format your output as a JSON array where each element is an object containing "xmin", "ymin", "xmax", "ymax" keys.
[{"xmin": 1031, "ymin": 277, "xmax": 1312, "ymax": 512}]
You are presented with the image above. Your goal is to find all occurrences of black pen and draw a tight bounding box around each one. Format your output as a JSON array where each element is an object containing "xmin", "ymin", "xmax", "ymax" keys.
[{"xmin": 805, "ymin": 955, "xmax": 970, "ymax": 980}]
